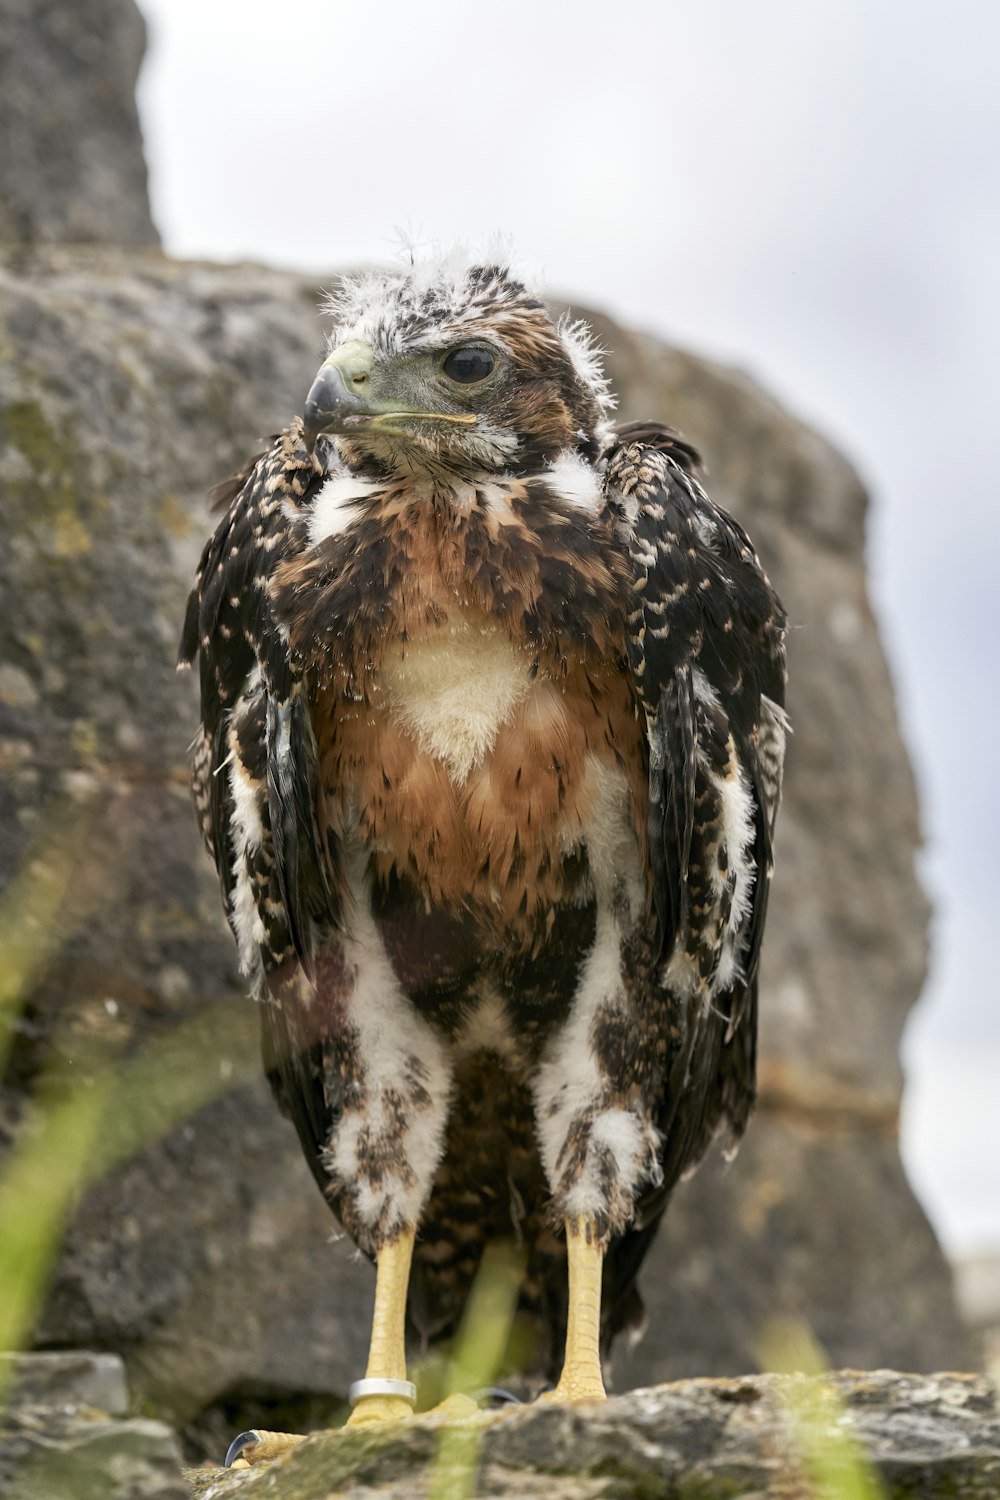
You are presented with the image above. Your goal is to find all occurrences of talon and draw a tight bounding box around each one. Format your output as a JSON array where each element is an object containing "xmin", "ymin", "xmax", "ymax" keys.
[
  {"xmin": 474, "ymin": 1386, "xmax": 522, "ymax": 1409},
  {"xmin": 224, "ymin": 1429, "xmax": 307, "ymax": 1466},
  {"xmin": 224, "ymin": 1431, "xmax": 259, "ymax": 1468}
]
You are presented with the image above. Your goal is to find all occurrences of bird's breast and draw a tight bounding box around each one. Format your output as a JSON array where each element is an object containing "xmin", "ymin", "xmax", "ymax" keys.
[
  {"xmin": 316, "ymin": 607, "xmax": 645, "ymax": 937},
  {"xmin": 380, "ymin": 620, "xmax": 533, "ymax": 784}
]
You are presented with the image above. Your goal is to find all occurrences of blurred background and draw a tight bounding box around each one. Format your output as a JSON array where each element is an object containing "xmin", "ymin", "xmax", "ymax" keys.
[{"xmin": 1, "ymin": 0, "xmax": 998, "ymax": 1471}]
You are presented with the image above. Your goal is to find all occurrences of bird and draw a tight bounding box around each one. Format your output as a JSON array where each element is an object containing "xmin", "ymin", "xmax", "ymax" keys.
[{"xmin": 180, "ymin": 248, "xmax": 788, "ymax": 1461}]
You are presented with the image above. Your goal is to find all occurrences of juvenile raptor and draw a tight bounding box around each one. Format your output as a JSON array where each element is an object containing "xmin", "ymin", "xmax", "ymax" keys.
[{"xmin": 181, "ymin": 251, "xmax": 787, "ymax": 1454}]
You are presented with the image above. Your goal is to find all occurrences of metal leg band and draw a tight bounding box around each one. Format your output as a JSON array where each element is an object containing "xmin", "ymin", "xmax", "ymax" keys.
[{"xmin": 348, "ymin": 1377, "xmax": 417, "ymax": 1407}]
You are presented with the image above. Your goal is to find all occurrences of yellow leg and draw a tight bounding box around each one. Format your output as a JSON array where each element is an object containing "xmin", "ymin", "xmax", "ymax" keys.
[
  {"xmin": 223, "ymin": 1226, "xmax": 420, "ymax": 1464},
  {"xmin": 346, "ymin": 1225, "xmax": 418, "ymax": 1426},
  {"xmin": 540, "ymin": 1217, "xmax": 607, "ymax": 1403}
]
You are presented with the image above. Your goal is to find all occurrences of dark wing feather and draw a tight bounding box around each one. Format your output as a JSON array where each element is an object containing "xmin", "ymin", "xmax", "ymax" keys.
[
  {"xmin": 265, "ymin": 683, "xmax": 338, "ymax": 969},
  {"xmin": 182, "ymin": 426, "xmax": 353, "ymax": 1212},
  {"xmin": 179, "ymin": 423, "xmax": 334, "ymax": 978},
  {"xmin": 609, "ymin": 418, "xmax": 703, "ymax": 477},
  {"xmin": 206, "ymin": 438, "xmax": 279, "ymax": 513},
  {"xmin": 600, "ymin": 436, "xmax": 786, "ymax": 1336},
  {"xmin": 645, "ymin": 669, "xmax": 696, "ymax": 964},
  {"xmin": 259, "ymin": 994, "xmax": 340, "ymax": 1199},
  {"xmin": 180, "ymin": 472, "xmax": 272, "ymax": 875}
]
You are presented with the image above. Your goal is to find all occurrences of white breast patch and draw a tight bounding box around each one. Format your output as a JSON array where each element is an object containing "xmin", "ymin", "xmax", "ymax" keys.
[{"xmin": 383, "ymin": 622, "xmax": 531, "ymax": 782}]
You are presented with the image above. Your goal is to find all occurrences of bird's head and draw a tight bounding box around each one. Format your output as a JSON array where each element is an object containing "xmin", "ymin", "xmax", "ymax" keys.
[{"xmin": 302, "ymin": 252, "xmax": 613, "ymax": 478}]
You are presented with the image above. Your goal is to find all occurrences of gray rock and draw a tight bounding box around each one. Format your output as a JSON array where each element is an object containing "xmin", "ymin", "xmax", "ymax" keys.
[
  {"xmin": 0, "ymin": 0, "xmax": 158, "ymax": 247},
  {"xmin": 1, "ymin": 1353, "xmax": 184, "ymax": 1499},
  {"xmin": 2, "ymin": 1351, "xmax": 128, "ymax": 1417},
  {"xmin": 0, "ymin": 246, "xmax": 972, "ymax": 1454},
  {"xmin": 1, "ymin": 1415, "xmax": 186, "ymax": 1500},
  {"xmin": 182, "ymin": 1372, "xmax": 1000, "ymax": 1499},
  {"xmin": 614, "ymin": 1117, "xmax": 970, "ymax": 1389}
]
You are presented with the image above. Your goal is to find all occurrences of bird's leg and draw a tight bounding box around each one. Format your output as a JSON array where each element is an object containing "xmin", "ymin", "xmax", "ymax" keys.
[
  {"xmin": 222, "ymin": 1231, "xmax": 418, "ymax": 1466},
  {"xmin": 346, "ymin": 1224, "xmax": 418, "ymax": 1426},
  {"xmin": 542, "ymin": 1216, "xmax": 607, "ymax": 1403}
]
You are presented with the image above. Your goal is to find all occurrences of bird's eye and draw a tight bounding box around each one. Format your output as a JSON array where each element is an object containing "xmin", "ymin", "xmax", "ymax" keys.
[{"xmin": 442, "ymin": 346, "xmax": 495, "ymax": 384}]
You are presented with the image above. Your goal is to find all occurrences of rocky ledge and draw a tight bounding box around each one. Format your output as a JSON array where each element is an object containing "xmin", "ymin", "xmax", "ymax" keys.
[
  {"xmin": 9, "ymin": 1355, "xmax": 991, "ymax": 1500},
  {"xmin": 182, "ymin": 1372, "xmax": 1000, "ymax": 1499}
]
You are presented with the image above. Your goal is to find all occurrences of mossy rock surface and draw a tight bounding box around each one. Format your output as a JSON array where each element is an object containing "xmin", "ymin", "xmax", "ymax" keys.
[{"xmin": 180, "ymin": 1372, "xmax": 1000, "ymax": 1500}]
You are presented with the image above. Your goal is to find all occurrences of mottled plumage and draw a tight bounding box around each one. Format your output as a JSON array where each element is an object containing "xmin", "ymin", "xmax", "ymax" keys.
[{"xmin": 181, "ymin": 253, "xmax": 787, "ymax": 1387}]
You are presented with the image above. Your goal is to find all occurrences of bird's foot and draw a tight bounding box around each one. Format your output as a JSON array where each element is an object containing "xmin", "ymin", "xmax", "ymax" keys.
[
  {"xmin": 348, "ymin": 1391, "xmax": 483, "ymax": 1428},
  {"xmin": 345, "ymin": 1393, "xmax": 417, "ymax": 1427},
  {"xmin": 417, "ymin": 1392, "xmax": 482, "ymax": 1424},
  {"xmin": 224, "ymin": 1429, "xmax": 307, "ymax": 1469},
  {"xmin": 223, "ymin": 1388, "xmax": 515, "ymax": 1464},
  {"xmin": 536, "ymin": 1368, "xmax": 607, "ymax": 1405}
]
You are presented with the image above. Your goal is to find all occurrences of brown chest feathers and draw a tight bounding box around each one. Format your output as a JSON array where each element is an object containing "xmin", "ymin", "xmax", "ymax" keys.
[{"xmin": 272, "ymin": 475, "xmax": 648, "ymax": 940}]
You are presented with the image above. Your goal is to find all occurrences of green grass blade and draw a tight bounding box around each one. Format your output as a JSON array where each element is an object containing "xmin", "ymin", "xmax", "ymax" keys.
[
  {"xmin": 430, "ymin": 1243, "xmax": 524, "ymax": 1500},
  {"xmin": 758, "ymin": 1318, "xmax": 887, "ymax": 1500}
]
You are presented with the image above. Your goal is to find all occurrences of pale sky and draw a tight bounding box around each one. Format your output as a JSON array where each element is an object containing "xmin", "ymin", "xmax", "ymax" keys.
[{"xmin": 136, "ymin": 0, "xmax": 1000, "ymax": 1256}]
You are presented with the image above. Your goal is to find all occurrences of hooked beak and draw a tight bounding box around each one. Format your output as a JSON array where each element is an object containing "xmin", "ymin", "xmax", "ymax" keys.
[
  {"xmin": 301, "ymin": 338, "xmax": 480, "ymax": 454},
  {"xmin": 302, "ymin": 341, "xmax": 374, "ymax": 453}
]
